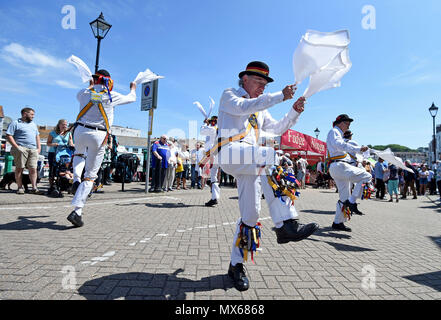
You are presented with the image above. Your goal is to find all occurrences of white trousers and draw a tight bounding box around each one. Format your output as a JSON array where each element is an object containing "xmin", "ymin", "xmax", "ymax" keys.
[
  {"xmin": 329, "ymin": 161, "xmax": 372, "ymax": 224},
  {"xmin": 219, "ymin": 142, "xmax": 298, "ymax": 265},
  {"xmin": 164, "ymin": 166, "xmax": 176, "ymax": 190},
  {"xmin": 71, "ymin": 125, "xmax": 107, "ymax": 209},
  {"xmin": 210, "ymin": 164, "xmax": 220, "ymax": 200}
]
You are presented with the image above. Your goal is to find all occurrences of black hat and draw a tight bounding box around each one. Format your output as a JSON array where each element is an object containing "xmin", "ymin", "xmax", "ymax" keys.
[
  {"xmin": 239, "ymin": 61, "xmax": 274, "ymax": 83},
  {"xmin": 334, "ymin": 114, "xmax": 354, "ymax": 124},
  {"xmin": 343, "ymin": 130, "xmax": 353, "ymax": 138},
  {"xmin": 93, "ymin": 69, "xmax": 111, "ymax": 78}
]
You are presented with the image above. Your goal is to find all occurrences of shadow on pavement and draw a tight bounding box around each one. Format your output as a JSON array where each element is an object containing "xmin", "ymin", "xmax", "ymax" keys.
[
  {"xmin": 428, "ymin": 236, "xmax": 441, "ymax": 250},
  {"xmin": 144, "ymin": 203, "xmax": 206, "ymax": 209},
  {"xmin": 403, "ymin": 270, "xmax": 441, "ymax": 292},
  {"xmin": 322, "ymin": 241, "xmax": 375, "ymax": 252},
  {"xmin": 310, "ymin": 226, "xmax": 352, "ymax": 240},
  {"xmin": 301, "ymin": 209, "xmax": 335, "ymax": 215},
  {"xmin": 77, "ymin": 268, "xmax": 234, "ymax": 300},
  {"xmin": 0, "ymin": 215, "xmax": 71, "ymax": 231}
]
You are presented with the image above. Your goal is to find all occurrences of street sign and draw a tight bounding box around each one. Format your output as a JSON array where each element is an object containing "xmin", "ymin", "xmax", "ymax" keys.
[{"xmin": 141, "ymin": 79, "xmax": 158, "ymax": 111}]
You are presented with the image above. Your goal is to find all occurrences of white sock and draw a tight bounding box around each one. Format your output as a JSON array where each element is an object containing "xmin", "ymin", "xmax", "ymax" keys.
[{"xmin": 74, "ymin": 207, "xmax": 82, "ymax": 216}]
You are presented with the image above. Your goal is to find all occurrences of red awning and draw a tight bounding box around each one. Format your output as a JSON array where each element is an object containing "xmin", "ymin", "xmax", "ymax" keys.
[{"xmin": 280, "ymin": 129, "xmax": 326, "ymax": 155}]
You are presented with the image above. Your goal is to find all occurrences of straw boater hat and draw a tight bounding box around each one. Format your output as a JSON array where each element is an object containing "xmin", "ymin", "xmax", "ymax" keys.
[{"xmin": 239, "ymin": 61, "xmax": 274, "ymax": 83}]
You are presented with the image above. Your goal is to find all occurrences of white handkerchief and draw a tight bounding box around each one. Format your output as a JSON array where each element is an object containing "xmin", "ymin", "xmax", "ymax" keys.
[
  {"xmin": 67, "ymin": 55, "xmax": 92, "ymax": 83},
  {"xmin": 133, "ymin": 68, "xmax": 164, "ymax": 85},
  {"xmin": 193, "ymin": 101, "xmax": 207, "ymax": 119}
]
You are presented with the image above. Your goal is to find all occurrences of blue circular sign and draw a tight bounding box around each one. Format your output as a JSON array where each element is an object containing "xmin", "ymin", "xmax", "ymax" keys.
[{"xmin": 144, "ymin": 85, "xmax": 150, "ymax": 97}]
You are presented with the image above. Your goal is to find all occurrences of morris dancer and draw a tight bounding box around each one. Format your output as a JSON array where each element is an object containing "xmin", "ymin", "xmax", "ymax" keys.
[
  {"xmin": 67, "ymin": 69, "xmax": 136, "ymax": 227},
  {"xmin": 216, "ymin": 61, "xmax": 319, "ymax": 291},
  {"xmin": 200, "ymin": 116, "xmax": 221, "ymax": 207},
  {"xmin": 326, "ymin": 114, "xmax": 371, "ymax": 232}
]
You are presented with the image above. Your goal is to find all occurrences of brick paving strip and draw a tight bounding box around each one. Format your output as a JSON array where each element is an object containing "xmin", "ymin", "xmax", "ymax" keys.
[{"xmin": 0, "ymin": 182, "xmax": 440, "ymax": 300}]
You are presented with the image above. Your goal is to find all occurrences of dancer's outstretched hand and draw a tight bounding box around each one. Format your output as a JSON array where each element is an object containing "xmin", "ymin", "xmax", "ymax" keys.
[
  {"xmin": 130, "ymin": 82, "xmax": 137, "ymax": 91},
  {"xmin": 293, "ymin": 96, "xmax": 306, "ymax": 113},
  {"xmin": 282, "ymin": 84, "xmax": 297, "ymax": 101}
]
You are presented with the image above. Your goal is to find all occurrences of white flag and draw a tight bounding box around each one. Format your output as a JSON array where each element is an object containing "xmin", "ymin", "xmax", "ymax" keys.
[
  {"xmin": 303, "ymin": 48, "xmax": 352, "ymax": 98},
  {"xmin": 293, "ymin": 30, "xmax": 351, "ymax": 97},
  {"xmin": 193, "ymin": 101, "xmax": 207, "ymax": 119},
  {"xmin": 133, "ymin": 68, "xmax": 164, "ymax": 85},
  {"xmin": 370, "ymin": 148, "xmax": 413, "ymax": 173},
  {"xmin": 207, "ymin": 96, "xmax": 215, "ymax": 118},
  {"xmin": 67, "ymin": 55, "xmax": 92, "ymax": 83}
]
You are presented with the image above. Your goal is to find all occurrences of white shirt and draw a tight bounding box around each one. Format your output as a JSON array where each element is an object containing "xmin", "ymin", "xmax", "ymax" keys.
[
  {"xmin": 180, "ymin": 150, "xmax": 190, "ymax": 165},
  {"xmin": 297, "ymin": 158, "xmax": 308, "ymax": 172},
  {"xmin": 76, "ymin": 84, "xmax": 136, "ymax": 129},
  {"xmin": 218, "ymin": 87, "xmax": 301, "ymax": 146},
  {"xmin": 168, "ymin": 143, "xmax": 177, "ymax": 166},
  {"xmin": 190, "ymin": 148, "xmax": 205, "ymax": 165},
  {"xmin": 200, "ymin": 124, "xmax": 217, "ymax": 151},
  {"xmin": 326, "ymin": 126, "xmax": 362, "ymax": 163}
]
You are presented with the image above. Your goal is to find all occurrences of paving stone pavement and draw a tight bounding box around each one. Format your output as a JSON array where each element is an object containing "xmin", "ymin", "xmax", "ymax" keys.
[{"xmin": 0, "ymin": 181, "xmax": 440, "ymax": 300}]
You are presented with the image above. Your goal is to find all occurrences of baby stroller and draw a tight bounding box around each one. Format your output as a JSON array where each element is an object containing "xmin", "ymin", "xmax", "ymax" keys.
[{"xmin": 50, "ymin": 146, "xmax": 74, "ymax": 197}]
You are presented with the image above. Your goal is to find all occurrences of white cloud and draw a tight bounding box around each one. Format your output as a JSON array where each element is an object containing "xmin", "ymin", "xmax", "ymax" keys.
[
  {"xmin": 384, "ymin": 55, "xmax": 441, "ymax": 86},
  {"xmin": 2, "ymin": 43, "xmax": 67, "ymax": 69},
  {"xmin": 55, "ymin": 80, "xmax": 81, "ymax": 89},
  {"xmin": 0, "ymin": 42, "xmax": 83, "ymax": 90}
]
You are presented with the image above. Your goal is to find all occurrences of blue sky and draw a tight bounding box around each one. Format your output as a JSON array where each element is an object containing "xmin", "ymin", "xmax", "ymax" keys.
[{"xmin": 1, "ymin": 0, "xmax": 441, "ymax": 149}]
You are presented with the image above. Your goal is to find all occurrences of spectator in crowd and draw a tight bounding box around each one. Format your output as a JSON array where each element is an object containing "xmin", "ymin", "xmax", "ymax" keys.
[
  {"xmin": 401, "ymin": 160, "xmax": 418, "ymax": 199},
  {"xmin": 419, "ymin": 165, "xmax": 429, "ymax": 196},
  {"xmin": 149, "ymin": 135, "xmax": 170, "ymax": 192},
  {"xmin": 46, "ymin": 119, "xmax": 74, "ymax": 194},
  {"xmin": 280, "ymin": 153, "xmax": 293, "ymax": 169},
  {"xmin": 374, "ymin": 157, "xmax": 387, "ymax": 199},
  {"xmin": 6, "ymin": 107, "xmax": 41, "ymax": 194},
  {"xmin": 436, "ymin": 161, "xmax": 441, "ymax": 201},
  {"xmin": 398, "ymin": 169, "xmax": 405, "ymax": 195},
  {"xmin": 164, "ymin": 138, "xmax": 177, "ymax": 191},
  {"xmin": 109, "ymin": 134, "xmax": 119, "ymax": 182},
  {"xmin": 179, "ymin": 144, "xmax": 190, "ymax": 190},
  {"xmin": 296, "ymin": 155, "xmax": 308, "ymax": 189},
  {"xmin": 190, "ymin": 142, "xmax": 204, "ymax": 189},
  {"xmin": 175, "ymin": 151, "xmax": 184, "ymax": 190},
  {"xmin": 316, "ymin": 160, "xmax": 324, "ymax": 174},
  {"xmin": 386, "ymin": 164, "xmax": 399, "ymax": 203},
  {"xmin": 428, "ymin": 165, "xmax": 436, "ymax": 195},
  {"xmin": 275, "ymin": 150, "xmax": 283, "ymax": 166}
]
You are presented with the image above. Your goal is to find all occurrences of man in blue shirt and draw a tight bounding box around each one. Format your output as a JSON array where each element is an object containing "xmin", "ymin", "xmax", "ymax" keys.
[
  {"xmin": 149, "ymin": 135, "xmax": 170, "ymax": 192},
  {"xmin": 6, "ymin": 107, "xmax": 41, "ymax": 194},
  {"xmin": 374, "ymin": 158, "xmax": 387, "ymax": 199}
]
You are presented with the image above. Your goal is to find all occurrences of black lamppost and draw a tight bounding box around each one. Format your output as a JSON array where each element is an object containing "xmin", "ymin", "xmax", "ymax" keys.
[
  {"xmin": 89, "ymin": 12, "xmax": 112, "ymax": 73},
  {"xmin": 314, "ymin": 127, "xmax": 320, "ymax": 139},
  {"xmin": 429, "ymin": 102, "xmax": 438, "ymax": 162}
]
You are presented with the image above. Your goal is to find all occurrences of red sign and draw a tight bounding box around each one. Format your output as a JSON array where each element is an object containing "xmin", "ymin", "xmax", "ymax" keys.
[{"xmin": 280, "ymin": 129, "xmax": 326, "ymax": 155}]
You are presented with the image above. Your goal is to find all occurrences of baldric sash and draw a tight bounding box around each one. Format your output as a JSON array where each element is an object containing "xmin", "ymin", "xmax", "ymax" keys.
[
  {"xmin": 199, "ymin": 112, "xmax": 259, "ymax": 167},
  {"xmin": 75, "ymin": 88, "xmax": 111, "ymax": 146}
]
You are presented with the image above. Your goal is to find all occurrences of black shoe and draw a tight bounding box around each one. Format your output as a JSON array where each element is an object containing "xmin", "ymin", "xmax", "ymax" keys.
[
  {"xmin": 344, "ymin": 200, "xmax": 364, "ymax": 215},
  {"xmin": 72, "ymin": 181, "xmax": 80, "ymax": 195},
  {"xmin": 67, "ymin": 211, "xmax": 83, "ymax": 227},
  {"xmin": 228, "ymin": 263, "xmax": 249, "ymax": 292},
  {"xmin": 332, "ymin": 222, "xmax": 351, "ymax": 232},
  {"xmin": 205, "ymin": 199, "xmax": 218, "ymax": 207},
  {"xmin": 274, "ymin": 219, "xmax": 319, "ymax": 244}
]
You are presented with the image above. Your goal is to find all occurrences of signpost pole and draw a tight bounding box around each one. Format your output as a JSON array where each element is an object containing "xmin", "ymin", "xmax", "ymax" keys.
[
  {"xmin": 145, "ymin": 108, "xmax": 154, "ymax": 193},
  {"xmin": 141, "ymin": 79, "xmax": 159, "ymax": 194}
]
